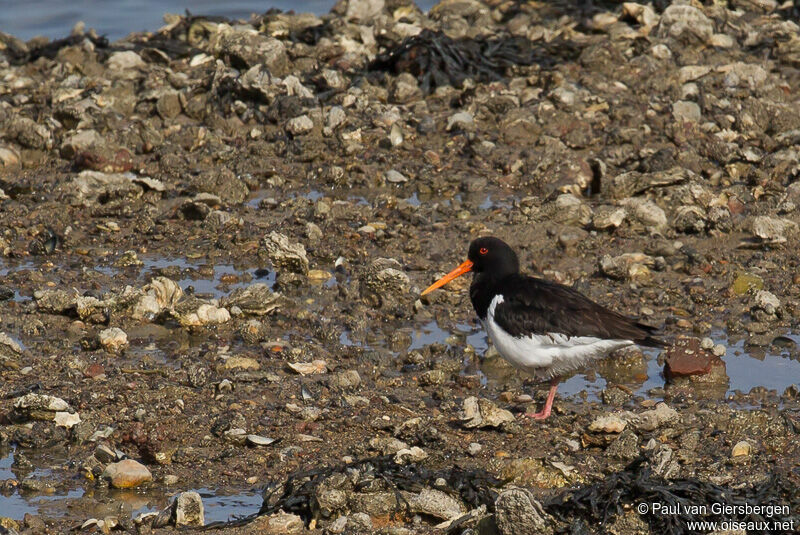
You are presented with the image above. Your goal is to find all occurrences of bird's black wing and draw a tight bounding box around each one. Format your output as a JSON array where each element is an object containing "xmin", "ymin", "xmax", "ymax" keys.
[{"xmin": 491, "ymin": 274, "xmax": 665, "ymax": 347}]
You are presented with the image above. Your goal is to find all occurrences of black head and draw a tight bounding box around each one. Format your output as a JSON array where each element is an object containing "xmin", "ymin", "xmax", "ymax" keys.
[{"xmin": 467, "ymin": 237, "xmax": 519, "ymax": 276}]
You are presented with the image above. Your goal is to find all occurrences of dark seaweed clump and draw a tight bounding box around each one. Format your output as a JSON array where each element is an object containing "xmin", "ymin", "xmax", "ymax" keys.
[
  {"xmin": 203, "ymin": 454, "xmax": 505, "ymax": 530},
  {"xmin": 369, "ymin": 29, "xmax": 581, "ymax": 93},
  {"xmin": 545, "ymin": 457, "xmax": 800, "ymax": 535}
]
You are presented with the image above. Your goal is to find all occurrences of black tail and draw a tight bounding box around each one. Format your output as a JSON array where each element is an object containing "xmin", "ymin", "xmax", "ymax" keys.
[{"xmin": 635, "ymin": 322, "xmax": 668, "ymax": 349}]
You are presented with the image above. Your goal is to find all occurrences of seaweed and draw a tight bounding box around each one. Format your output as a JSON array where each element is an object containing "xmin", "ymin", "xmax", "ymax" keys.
[
  {"xmin": 368, "ymin": 29, "xmax": 581, "ymax": 93},
  {"xmin": 202, "ymin": 454, "xmax": 505, "ymax": 530},
  {"xmin": 544, "ymin": 457, "xmax": 800, "ymax": 535}
]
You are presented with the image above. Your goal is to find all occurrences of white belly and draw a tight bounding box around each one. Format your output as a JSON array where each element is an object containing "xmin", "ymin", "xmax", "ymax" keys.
[{"xmin": 484, "ymin": 295, "xmax": 634, "ymax": 379}]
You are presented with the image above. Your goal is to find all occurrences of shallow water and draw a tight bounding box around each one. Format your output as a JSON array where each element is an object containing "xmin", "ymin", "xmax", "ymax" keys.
[
  {"xmin": 0, "ymin": 446, "xmax": 262, "ymax": 522},
  {"xmin": 349, "ymin": 319, "xmax": 800, "ymax": 401},
  {"xmin": 0, "ymin": 0, "xmax": 440, "ymax": 41}
]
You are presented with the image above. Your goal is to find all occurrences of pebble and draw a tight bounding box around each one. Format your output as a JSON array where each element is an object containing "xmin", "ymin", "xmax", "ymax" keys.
[
  {"xmin": 731, "ymin": 440, "xmax": 752, "ymax": 458},
  {"xmin": 102, "ymin": 459, "xmax": 153, "ymax": 489},
  {"xmin": 98, "ymin": 327, "xmax": 128, "ymax": 353},
  {"xmin": 467, "ymin": 442, "xmax": 482, "ymax": 456},
  {"xmin": 588, "ymin": 415, "xmax": 627, "ymax": 433},
  {"xmin": 459, "ymin": 397, "xmax": 515, "ymax": 429}
]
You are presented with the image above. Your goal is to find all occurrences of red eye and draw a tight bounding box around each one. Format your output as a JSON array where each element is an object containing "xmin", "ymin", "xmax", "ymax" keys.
[{"xmin": 479, "ymin": 247, "xmax": 488, "ymax": 255}]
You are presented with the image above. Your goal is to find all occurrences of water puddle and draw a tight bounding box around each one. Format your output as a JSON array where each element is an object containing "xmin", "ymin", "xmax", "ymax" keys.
[
  {"xmin": 0, "ymin": 446, "xmax": 263, "ymax": 523},
  {"xmin": 341, "ymin": 320, "xmax": 800, "ymax": 402}
]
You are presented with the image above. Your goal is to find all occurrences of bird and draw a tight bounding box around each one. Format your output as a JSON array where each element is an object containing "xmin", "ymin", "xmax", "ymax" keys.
[{"xmin": 420, "ymin": 236, "xmax": 666, "ymax": 420}]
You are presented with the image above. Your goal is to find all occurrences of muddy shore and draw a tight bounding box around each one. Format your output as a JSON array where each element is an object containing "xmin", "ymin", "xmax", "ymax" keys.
[{"xmin": 1, "ymin": 0, "xmax": 800, "ymax": 533}]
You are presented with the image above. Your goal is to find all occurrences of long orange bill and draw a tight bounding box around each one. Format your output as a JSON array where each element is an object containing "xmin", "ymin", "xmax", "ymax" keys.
[{"xmin": 420, "ymin": 260, "xmax": 473, "ymax": 296}]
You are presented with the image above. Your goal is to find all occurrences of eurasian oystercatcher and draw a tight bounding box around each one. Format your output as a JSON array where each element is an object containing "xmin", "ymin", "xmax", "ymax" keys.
[{"xmin": 421, "ymin": 237, "xmax": 666, "ymax": 420}]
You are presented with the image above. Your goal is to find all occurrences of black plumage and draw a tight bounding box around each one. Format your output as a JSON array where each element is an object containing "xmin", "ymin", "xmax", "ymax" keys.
[
  {"xmin": 466, "ymin": 237, "xmax": 665, "ymax": 348},
  {"xmin": 422, "ymin": 236, "xmax": 667, "ymax": 420}
]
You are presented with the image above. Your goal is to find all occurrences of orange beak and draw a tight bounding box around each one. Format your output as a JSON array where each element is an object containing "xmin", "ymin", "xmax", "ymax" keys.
[{"xmin": 420, "ymin": 260, "xmax": 473, "ymax": 296}]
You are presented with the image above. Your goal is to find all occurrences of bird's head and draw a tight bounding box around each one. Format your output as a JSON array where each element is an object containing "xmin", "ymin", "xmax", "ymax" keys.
[{"xmin": 421, "ymin": 236, "xmax": 519, "ymax": 295}]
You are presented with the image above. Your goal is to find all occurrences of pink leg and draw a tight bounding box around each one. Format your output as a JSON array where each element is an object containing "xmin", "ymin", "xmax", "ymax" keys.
[{"xmin": 526, "ymin": 377, "xmax": 560, "ymax": 420}]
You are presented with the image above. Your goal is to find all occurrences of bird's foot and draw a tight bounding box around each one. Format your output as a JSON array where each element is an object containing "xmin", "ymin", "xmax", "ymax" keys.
[{"xmin": 525, "ymin": 408, "xmax": 551, "ymax": 420}]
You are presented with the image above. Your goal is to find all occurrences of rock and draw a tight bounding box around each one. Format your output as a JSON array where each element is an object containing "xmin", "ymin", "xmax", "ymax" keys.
[
  {"xmin": 102, "ymin": 459, "xmax": 153, "ymax": 489},
  {"xmin": 620, "ymin": 198, "xmax": 668, "ymax": 229},
  {"xmin": 447, "ymin": 111, "xmax": 475, "ymax": 131},
  {"xmin": 599, "ymin": 252, "xmax": 655, "ymax": 281},
  {"xmin": 664, "ymin": 337, "xmax": 718, "ymax": 377},
  {"xmin": 731, "ymin": 272, "xmax": 764, "ymax": 295},
  {"xmin": 54, "ymin": 411, "xmax": 81, "ymax": 428},
  {"xmin": 67, "ymin": 171, "xmax": 143, "ymax": 207},
  {"xmin": 731, "ymin": 440, "xmax": 752, "ymax": 458},
  {"xmin": 592, "ymin": 206, "xmax": 627, "ymax": 230},
  {"xmin": 658, "ymin": 5, "xmax": 714, "ymax": 44},
  {"xmin": 460, "ymin": 397, "xmax": 515, "ymax": 429},
  {"xmin": 222, "ymin": 284, "xmax": 283, "ymax": 315},
  {"xmin": 495, "ymin": 488, "xmax": 549, "ymax": 535},
  {"xmin": 391, "ymin": 73, "xmax": 422, "ymax": 103},
  {"xmin": 220, "ymin": 356, "xmax": 260, "ymax": 371},
  {"xmin": 174, "ymin": 491, "xmax": 204, "ymax": 527},
  {"xmin": 358, "ymin": 258, "xmax": 410, "ymax": 308},
  {"xmin": 631, "ymin": 403, "xmax": 679, "ymax": 432},
  {"xmin": 329, "ymin": 370, "xmax": 361, "ymax": 390},
  {"xmin": 251, "ymin": 512, "xmax": 304, "ymax": 534},
  {"xmin": 384, "ymin": 169, "xmax": 409, "ymax": 183},
  {"xmin": 9, "ymin": 116, "xmax": 51, "ymax": 149},
  {"xmin": 287, "ymin": 360, "xmax": 327, "ymax": 375},
  {"xmin": 588, "ymin": 415, "xmax": 627, "ymax": 433},
  {"xmin": 468, "ymin": 443, "xmax": 482, "ymax": 456},
  {"xmin": 748, "ymin": 216, "xmax": 798, "ymax": 245},
  {"xmin": 263, "ymin": 232, "xmax": 309, "ymax": 275},
  {"xmin": 672, "ymin": 100, "xmax": 702, "ymax": 123},
  {"xmin": 344, "ymin": 0, "xmax": 385, "ymax": 22},
  {"xmin": 407, "ymin": 488, "xmax": 465, "ymax": 520},
  {"xmin": 394, "ymin": 446, "xmax": 428, "ymax": 464},
  {"xmin": 98, "ymin": 327, "xmax": 128, "ymax": 353},
  {"xmin": 14, "ymin": 393, "xmax": 70, "ymax": 415},
  {"xmin": 286, "ymin": 114, "xmax": 314, "ymax": 135},
  {"xmin": 246, "ymin": 435, "xmax": 277, "ymax": 447}
]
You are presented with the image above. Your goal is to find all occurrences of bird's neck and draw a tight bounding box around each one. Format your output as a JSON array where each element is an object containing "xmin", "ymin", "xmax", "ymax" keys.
[{"xmin": 470, "ymin": 271, "xmax": 513, "ymax": 320}]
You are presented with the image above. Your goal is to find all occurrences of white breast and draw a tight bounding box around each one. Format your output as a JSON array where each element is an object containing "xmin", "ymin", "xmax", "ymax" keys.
[{"xmin": 484, "ymin": 295, "xmax": 634, "ymax": 379}]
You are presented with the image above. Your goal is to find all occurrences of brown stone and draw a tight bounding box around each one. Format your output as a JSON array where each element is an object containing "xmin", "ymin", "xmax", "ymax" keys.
[{"xmin": 664, "ymin": 337, "xmax": 719, "ymax": 378}]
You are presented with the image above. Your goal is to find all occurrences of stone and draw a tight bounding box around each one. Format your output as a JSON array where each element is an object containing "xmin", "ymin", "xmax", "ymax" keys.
[
  {"xmin": 407, "ymin": 488, "xmax": 465, "ymax": 520},
  {"xmin": 588, "ymin": 415, "xmax": 627, "ymax": 433},
  {"xmin": 664, "ymin": 337, "xmax": 719, "ymax": 378},
  {"xmin": 731, "ymin": 440, "xmax": 752, "ymax": 458},
  {"xmin": 658, "ymin": 5, "xmax": 714, "ymax": 44},
  {"xmin": 99, "ymin": 327, "xmax": 128, "ymax": 353},
  {"xmin": 263, "ymin": 232, "xmax": 309, "ymax": 275},
  {"xmin": 495, "ymin": 488, "xmax": 549, "ymax": 535},
  {"xmin": 672, "ymin": 100, "xmax": 702, "ymax": 123},
  {"xmin": 446, "ymin": 111, "xmax": 475, "ymax": 131},
  {"xmin": 329, "ymin": 370, "xmax": 361, "ymax": 390},
  {"xmin": 174, "ymin": 491, "xmax": 204, "ymax": 527},
  {"xmin": 287, "ymin": 360, "xmax": 327, "ymax": 375},
  {"xmin": 222, "ymin": 283, "xmax": 282, "ymax": 315},
  {"xmin": 220, "ymin": 356, "xmax": 260, "ymax": 371},
  {"xmin": 102, "ymin": 459, "xmax": 153, "ymax": 489},
  {"xmin": 460, "ymin": 397, "xmax": 515, "ymax": 429},
  {"xmin": 731, "ymin": 272, "xmax": 764, "ymax": 295},
  {"xmin": 358, "ymin": 258, "xmax": 410, "ymax": 308},
  {"xmin": 251, "ymin": 512, "xmax": 304, "ymax": 534},
  {"xmin": 286, "ymin": 114, "xmax": 314, "ymax": 135}
]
